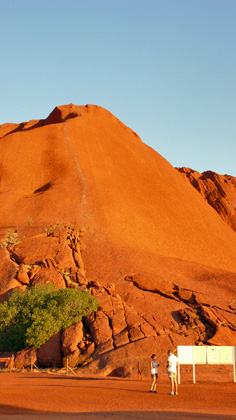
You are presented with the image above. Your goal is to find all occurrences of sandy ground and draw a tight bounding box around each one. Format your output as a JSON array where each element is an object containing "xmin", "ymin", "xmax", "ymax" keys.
[{"xmin": 0, "ymin": 369, "xmax": 236, "ymax": 420}]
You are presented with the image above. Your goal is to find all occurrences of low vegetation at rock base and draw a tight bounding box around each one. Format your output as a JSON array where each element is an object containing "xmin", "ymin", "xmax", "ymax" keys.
[{"xmin": 0, "ymin": 284, "xmax": 99, "ymax": 352}]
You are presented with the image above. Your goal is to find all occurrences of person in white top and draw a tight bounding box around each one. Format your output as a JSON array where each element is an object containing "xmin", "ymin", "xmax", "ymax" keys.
[
  {"xmin": 149, "ymin": 354, "xmax": 159, "ymax": 393},
  {"xmin": 167, "ymin": 349, "xmax": 178, "ymax": 395}
]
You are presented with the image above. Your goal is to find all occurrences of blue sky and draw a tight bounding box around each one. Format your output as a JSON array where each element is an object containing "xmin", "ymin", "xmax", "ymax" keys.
[{"xmin": 1, "ymin": 0, "xmax": 235, "ymax": 176}]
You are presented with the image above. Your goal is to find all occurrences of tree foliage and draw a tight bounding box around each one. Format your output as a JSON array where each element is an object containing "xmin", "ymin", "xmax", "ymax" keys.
[{"xmin": 0, "ymin": 284, "xmax": 98, "ymax": 351}]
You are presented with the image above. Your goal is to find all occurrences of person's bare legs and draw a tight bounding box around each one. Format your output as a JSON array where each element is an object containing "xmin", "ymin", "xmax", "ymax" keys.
[
  {"xmin": 169, "ymin": 377, "xmax": 174, "ymax": 394},
  {"xmin": 169, "ymin": 374, "xmax": 178, "ymax": 394},
  {"xmin": 174, "ymin": 376, "xmax": 178, "ymax": 394},
  {"xmin": 153, "ymin": 376, "xmax": 157, "ymax": 392},
  {"xmin": 150, "ymin": 375, "xmax": 157, "ymax": 392}
]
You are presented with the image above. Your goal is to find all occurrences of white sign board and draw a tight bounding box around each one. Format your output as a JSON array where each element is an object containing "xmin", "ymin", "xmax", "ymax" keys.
[
  {"xmin": 177, "ymin": 346, "xmax": 207, "ymax": 365},
  {"xmin": 177, "ymin": 346, "xmax": 236, "ymax": 383},
  {"xmin": 177, "ymin": 346, "xmax": 193, "ymax": 364},
  {"xmin": 193, "ymin": 346, "xmax": 207, "ymax": 364},
  {"xmin": 206, "ymin": 346, "xmax": 234, "ymax": 365}
]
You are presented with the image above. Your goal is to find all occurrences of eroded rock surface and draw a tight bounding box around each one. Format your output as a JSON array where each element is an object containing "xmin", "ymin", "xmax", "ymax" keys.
[
  {"xmin": 1, "ymin": 105, "xmax": 236, "ymax": 377},
  {"xmin": 14, "ymin": 348, "xmax": 37, "ymax": 369},
  {"xmin": 1, "ymin": 225, "xmax": 235, "ymax": 376},
  {"xmin": 177, "ymin": 167, "xmax": 236, "ymax": 232},
  {"xmin": 37, "ymin": 332, "xmax": 62, "ymax": 367}
]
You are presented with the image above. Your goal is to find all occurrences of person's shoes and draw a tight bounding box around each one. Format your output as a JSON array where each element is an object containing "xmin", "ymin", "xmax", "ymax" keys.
[
  {"xmin": 153, "ymin": 390, "xmax": 157, "ymax": 393},
  {"xmin": 149, "ymin": 390, "xmax": 153, "ymax": 393},
  {"xmin": 169, "ymin": 392, "xmax": 174, "ymax": 395},
  {"xmin": 174, "ymin": 392, "xmax": 178, "ymax": 395}
]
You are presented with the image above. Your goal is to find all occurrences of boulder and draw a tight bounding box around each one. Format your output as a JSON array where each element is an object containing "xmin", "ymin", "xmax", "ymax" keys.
[
  {"xmin": 85, "ymin": 310, "xmax": 113, "ymax": 348},
  {"xmin": 53, "ymin": 237, "xmax": 77, "ymax": 270},
  {"xmin": 61, "ymin": 321, "xmax": 84, "ymax": 355},
  {"xmin": 31, "ymin": 268, "xmax": 65, "ymax": 288},
  {"xmin": 16, "ymin": 264, "xmax": 30, "ymax": 285},
  {"xmin": 12, "ymin": 236, "xmax": 61, "ymax": 265},
  {"xmin": 0, "ymin": 248, "xmax": 21, "ymax": 296},
  {"xmin": 38, "ymin": 332, "xmax": 62, "ymax": 367},
  {"xmin": 14, "ymin": 348, "xmax": 37, "ymax": 369}
]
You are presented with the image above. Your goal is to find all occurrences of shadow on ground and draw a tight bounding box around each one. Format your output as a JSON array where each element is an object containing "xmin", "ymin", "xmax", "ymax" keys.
[{"xmin": 0, "ymin": 406, "xmax": 235, "ymax": 420}]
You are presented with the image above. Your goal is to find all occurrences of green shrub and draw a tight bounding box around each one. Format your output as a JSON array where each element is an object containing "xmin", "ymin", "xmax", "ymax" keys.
[{"xmin": 0, "ymin": 284, "xmax": 98, "ymax": 351}]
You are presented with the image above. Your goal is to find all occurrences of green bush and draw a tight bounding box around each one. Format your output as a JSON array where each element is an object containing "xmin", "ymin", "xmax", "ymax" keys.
[{"xmin": 0, "ymin": 284, "xmax": 98, "ymax": 351}]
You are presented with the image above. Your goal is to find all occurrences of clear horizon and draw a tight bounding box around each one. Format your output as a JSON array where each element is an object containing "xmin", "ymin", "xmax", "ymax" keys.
[{"xmin": 1, "ymin": 0, "xmax": 235, "ymax": 176}]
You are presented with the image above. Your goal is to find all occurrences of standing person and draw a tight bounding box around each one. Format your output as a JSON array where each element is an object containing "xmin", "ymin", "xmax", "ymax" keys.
[
  {"xmin": 167, "ymin": 349, "xmax": 178, "ymax": 395},
  {"xmin": 149, "ymin": 354, "xmax": 159, "ymax": 393}
]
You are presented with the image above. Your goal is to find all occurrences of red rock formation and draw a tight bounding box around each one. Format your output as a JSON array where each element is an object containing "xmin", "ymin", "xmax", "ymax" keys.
[
  {"xmin": 177, "ymin": 167, "xmax": 236, "ymax": 232},
  {"xmin": 14, "ymin": 348, "xmax": 37, "ymax": 369},
  {"xmin": 1, "ymin": 104, "xmax": 236, "ymax": 376},
  {"xmin": 37, "ymin": 332, "xmax": 62, "ymax": 367},
  {"xmin": 0, "ymin": 248, "xmax": 22, "ymax": 298},
  {"xmin": 61, "ymin": 321, "xmax": 84, "ymax": 355}
]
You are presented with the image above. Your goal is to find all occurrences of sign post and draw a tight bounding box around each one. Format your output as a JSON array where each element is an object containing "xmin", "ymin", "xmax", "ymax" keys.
[
  {"xmin": 233, "ymin": 347, "xmax": 236, "ymax": 383},
  {"xmin": 192, "ymin": 349, "xmax": 195, "ymax": 384}
]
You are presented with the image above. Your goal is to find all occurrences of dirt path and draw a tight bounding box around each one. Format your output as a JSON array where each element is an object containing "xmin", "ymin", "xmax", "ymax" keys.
[{"xmin": 0, "ymin": 372, "xmax": 235, "ymax": 419}]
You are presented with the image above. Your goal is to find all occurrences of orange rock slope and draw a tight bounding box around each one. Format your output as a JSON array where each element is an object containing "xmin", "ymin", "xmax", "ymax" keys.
[
  {"xmin": 177, "ymin": 167, "xmax": 236, "ymax": 232},
  {"xmin": 0, "ymin": 104, "xmax": 236, "ymax": 376}
]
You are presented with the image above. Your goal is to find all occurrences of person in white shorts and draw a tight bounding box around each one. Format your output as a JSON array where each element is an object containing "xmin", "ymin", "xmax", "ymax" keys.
[
  {"xmin": 167, "ymin": 349, "xmax": 178, "ymax": 395},
  {"xmin": 149, "ymin": 354, "xmax": 159, "ymax": 393}
]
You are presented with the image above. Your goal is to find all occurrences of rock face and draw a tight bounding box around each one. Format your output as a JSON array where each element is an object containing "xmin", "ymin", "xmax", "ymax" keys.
[
  {"xmin": 14, "ymin": 348, "xmax": 37, "ymax": 369},
  {"xmin": 37, "ymin": 332, "xmax": 62, "ymax": 367},
  {"xmin": 0, "ymin": 104, "xmax": 236, "ymax": 377},
  {"xmin": 177, "ymin": 167, "xmax": 236, "ymax": 232},
  {"xmin": 0, "ymin": 248, "xmax": 22, "ymax": 300}
]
